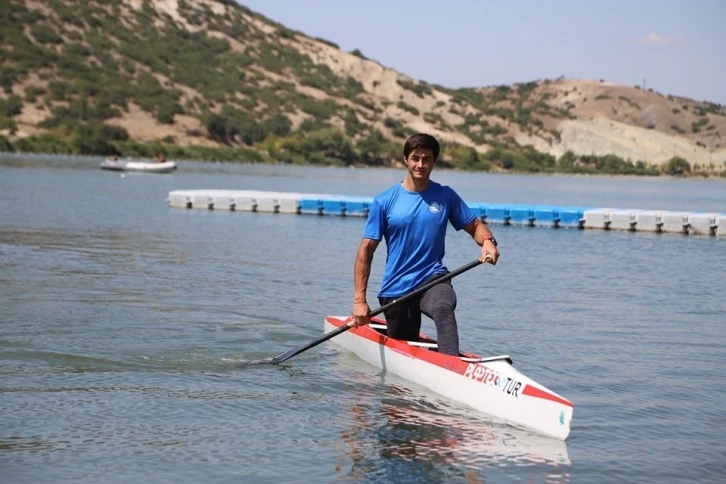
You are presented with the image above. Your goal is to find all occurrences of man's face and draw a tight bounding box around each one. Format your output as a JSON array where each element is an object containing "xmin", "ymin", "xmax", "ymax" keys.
[{"xmin": 404, "ymin": 148, "xmax": 435, "ymax": 180}]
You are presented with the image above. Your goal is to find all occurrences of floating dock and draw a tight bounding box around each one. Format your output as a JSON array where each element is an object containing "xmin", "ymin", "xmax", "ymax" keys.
[{"xmin": 167, "ymin": 189, "xmax": 726, "ymax": 237}]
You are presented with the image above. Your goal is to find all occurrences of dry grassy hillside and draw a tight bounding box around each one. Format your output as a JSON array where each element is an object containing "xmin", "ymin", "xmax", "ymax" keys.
[
  {"xmin": 1, "ymin": 0, "xmax": 725, "ymax": 172},
  {"xmin": 519, "ymin": 79, "xmax": 726, "ymax": 166}
]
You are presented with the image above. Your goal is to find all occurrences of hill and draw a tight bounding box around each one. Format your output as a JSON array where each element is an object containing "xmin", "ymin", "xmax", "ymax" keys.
[{"xmin": 1, "ymin": 0, "xmax": 725, "ymax": 176}]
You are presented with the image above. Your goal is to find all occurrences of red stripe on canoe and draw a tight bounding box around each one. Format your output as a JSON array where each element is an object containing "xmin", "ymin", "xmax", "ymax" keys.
[
  {"xmin": 326, "ymin": 316, "xmax": 574, "ymax": 409},
  {"xmin": 521, "ymin": 384, "xmax": 574, "ymax": 408}
]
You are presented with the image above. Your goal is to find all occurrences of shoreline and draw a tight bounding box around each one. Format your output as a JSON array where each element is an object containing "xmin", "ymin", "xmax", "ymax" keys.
[{"xmin": 1, "ymin": 150, "xmax": 725, "ymax": 182}]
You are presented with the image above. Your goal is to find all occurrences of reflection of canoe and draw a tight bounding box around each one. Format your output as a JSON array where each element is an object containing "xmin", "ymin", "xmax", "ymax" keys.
[
  {"xmin": 324, "ymin": 316, "xmax": 574, "ymax": 441},
  {"xmin": 376, "ymin": 394, "xmax": 572, "ymax": 467},
  {"xmin": 332, "ymin": 349, "xmax": 572, "ymax": 468},
  {"xmin": 100, "ymin": 159, "xmax": 177, "ymax": 173}
]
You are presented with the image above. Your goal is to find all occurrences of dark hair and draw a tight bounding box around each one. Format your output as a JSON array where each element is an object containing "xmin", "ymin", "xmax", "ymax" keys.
[{"xmin": 403, "ymin": 133, "xmax": 440, "ymax": 160}]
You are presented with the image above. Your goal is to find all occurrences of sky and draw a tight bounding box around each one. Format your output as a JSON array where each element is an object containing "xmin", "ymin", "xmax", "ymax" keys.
[{"xmin": 238, "ymin": 0, "xmax": 726, "ymax": 104}]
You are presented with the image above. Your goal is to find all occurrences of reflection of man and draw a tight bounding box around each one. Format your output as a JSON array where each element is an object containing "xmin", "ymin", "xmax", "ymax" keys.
[
  {"xmin": 337, "ymin": 403, "xmax": 367, "ymax": 481},
  {"xmin": 337, "ymin": 384, "xmax": 460, "ymax": 482}
]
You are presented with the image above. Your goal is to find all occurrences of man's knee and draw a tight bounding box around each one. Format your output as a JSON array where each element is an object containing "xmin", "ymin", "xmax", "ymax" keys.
[
  {"xmin": 429, "ymin": 299, "xmax": 456, "ymax": 318},
  {"xmin": 422, "ymin": 284, "xmax": 457, "ymax": 316}
]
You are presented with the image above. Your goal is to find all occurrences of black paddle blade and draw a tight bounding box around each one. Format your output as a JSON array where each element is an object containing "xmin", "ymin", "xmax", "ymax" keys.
[
  {"xmin": 232, "ymin": 322, "xmax": 353, "ymax": 367},
  {"xmin": 233, "ymin": 341, "xmax": 329, "ymax": 367},
  {"xmin": 268, "ymin": 323, "xmax": 353, "ymax": 365}
]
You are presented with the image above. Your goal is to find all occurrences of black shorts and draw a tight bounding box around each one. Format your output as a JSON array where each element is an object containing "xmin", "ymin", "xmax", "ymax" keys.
[{"xmin": 378, "ymin": 275, "xmax": 452, "ymax": 342}]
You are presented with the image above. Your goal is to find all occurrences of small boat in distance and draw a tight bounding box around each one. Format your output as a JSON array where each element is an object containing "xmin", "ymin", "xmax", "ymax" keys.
[
  {"xmin": 100, "ymin": 153, "xmax": 177, "ymax": 174},
  {"xmin": 323, "ymin": 315, "xmax": 574, "ymax": 440}
]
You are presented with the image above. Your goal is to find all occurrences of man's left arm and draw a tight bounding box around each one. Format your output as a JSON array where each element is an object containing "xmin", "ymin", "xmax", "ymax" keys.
[
  {"xmin": 448, "ymin": 188, "xmax": 499, "ymax": 264},
  {"xmin": 463, "ymin": 218, "xmax": 500, "ymax": 265}
]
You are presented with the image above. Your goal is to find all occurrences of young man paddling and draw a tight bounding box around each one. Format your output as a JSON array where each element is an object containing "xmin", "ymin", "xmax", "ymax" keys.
[{"xmin": 352, "ymin": 133, "xmax": 500, "ymax": 356}]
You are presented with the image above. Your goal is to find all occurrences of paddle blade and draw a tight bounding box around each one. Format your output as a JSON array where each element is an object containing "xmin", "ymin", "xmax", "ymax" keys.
[
  {"xmin": 233, "ymin": 322, "xmax": 354, "ymax": 367},
  {"xmin": 270, "ymin": 322, "xmax": 354, "ymax": 365}
]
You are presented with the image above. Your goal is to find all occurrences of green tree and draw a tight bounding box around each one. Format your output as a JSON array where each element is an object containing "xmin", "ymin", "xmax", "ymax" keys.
[
  {"xmin": 280, "ymin": 128, "xmax": 355, "ymax": 165},
  {"xmin": 0, "ymin": 135, "xmax": 14, "ymax": 152},
  {"xmin": 0, "ymin": 115, "xmax": 18, "ymax": 134},
  {"xmin": 442, "ymin": 143, "xmax": 483, "ymax": 170},
  {"xmin": 0, "ymin": 95, "xmax": 23, "ymax": 117},
  {"xmin": 663, "ymin": 156, "xmax": 691, "ymax": 175},
  {"xmin": 156, "ymin": 99, "xmax": 182, "ymax": 124}
]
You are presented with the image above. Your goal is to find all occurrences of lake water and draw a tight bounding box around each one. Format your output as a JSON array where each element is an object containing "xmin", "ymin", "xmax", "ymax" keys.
[{"xmin": 1, "ymin": 156, "xmax": 725, "ymax": 483}]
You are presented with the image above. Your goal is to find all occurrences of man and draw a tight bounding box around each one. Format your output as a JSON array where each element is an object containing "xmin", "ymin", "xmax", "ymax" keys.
[{"xmin": 352, "ymin": 133, "xmax": 499, "ymax": 356}]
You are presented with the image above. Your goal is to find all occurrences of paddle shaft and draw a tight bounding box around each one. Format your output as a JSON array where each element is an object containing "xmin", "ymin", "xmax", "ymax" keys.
[{"xmin": 269, "ymin": 258, "xmax": 483, "ymax": 365}]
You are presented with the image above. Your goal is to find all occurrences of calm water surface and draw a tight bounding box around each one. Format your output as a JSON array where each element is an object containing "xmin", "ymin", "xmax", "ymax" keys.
[{"xmin": 1, "ymin": 156, "xmax": 725, "ymax": 483}]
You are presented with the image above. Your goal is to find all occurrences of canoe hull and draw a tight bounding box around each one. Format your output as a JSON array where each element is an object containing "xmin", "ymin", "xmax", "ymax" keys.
[{"xmin": 324, "ymin": 315, "xmax": 573, "ymax": 440}]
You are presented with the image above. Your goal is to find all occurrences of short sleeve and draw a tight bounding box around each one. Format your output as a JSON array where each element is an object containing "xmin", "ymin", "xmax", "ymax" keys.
[
  {"xmin": 447, "ymin": 188, "xmax": 476, "ymax": 231},
  {"xmin": 362, "ymin": 198, "xmax": 386, "ymax": 240}
]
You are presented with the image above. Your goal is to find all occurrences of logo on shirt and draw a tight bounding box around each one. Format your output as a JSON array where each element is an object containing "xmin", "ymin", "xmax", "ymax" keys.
[{"xmin": 428, "ymin": 202, "xmax": 441, "ymax": 213}]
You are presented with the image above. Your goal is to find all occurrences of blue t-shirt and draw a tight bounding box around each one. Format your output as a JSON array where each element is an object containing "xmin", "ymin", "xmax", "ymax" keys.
[{"xmin": 363, "ymin": 181, "xmax": 476, "ymax": 297}]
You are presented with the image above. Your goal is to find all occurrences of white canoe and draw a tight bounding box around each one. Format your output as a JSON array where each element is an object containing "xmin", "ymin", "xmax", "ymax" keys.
[
  {"xmin": 101, "ymin": 160, "xmax": 177, "ymax": 173},
  {"xmin": 324, "ymin": 315, "xmax": 574, "ymax": 440}
]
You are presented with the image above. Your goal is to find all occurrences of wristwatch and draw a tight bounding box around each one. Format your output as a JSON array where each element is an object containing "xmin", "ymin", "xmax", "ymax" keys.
[{"xmin": 482, "ymin": 236, "xmax": 498, "ymax": 247}]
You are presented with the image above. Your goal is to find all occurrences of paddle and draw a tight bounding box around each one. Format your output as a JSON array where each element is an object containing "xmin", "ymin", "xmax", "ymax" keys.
[{"xmin": 242, "ymin": 258, "xmax": 484, "ymax": 366}]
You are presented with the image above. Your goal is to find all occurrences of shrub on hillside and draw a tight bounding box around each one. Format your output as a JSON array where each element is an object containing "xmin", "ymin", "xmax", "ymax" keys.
[
  {"xmin": 24, "ymin": 86, "xmax": 46, "ymax": 103},
  {"xmin": 663, "ymin": 156, "xmax": 691, "ymax": 175},
  {"xmin": 441, "ymin": 143, "xmax": 489, "ymax": 171},
  {"xmin": 296, "ymin": 97, "xmax": 338, "ymax": 120},
  {"xmin": 0, "ymin": 115, "xmax": 18, "ymax": 134},
  {"xmin": 383, "ymin": 117, "xmax": 413, "ymax": 139},
  {"xmin": 63, "ymin": 43, "xmax": 91, "ymax": 57},
  {"xmin": 156, "ymin": 99, "xmax": 183, "ymax": 124},
  {"xmin": 356, "ymin": 130, "xmax": 400, "ymax": 165},
  {"xmin": 0, "ymin": 135, "xmax": 13, "ymax": 151},
  {"xmin": 343, "ymin": 110, "xmax": 366, "ymax": 137},
  {"xmin": 0, "ymin": 96, "xmax": 23, "ymax": 117},
  {"xmin": 555, "ymin": 150, "xmax": 659, "ymax": 176},
  {"xmin": 397, "ymin": 102, "xmax": 419, "ymax": 116},
  {"xmin": 314, "ymin": 37, "xmax": 339, "ymax": 49},
  {"xmin": 280, "ymin": 128, "xmax": 354, "ymax": 165},
  {"xmin": 396, "ymin": 79, "xmax": 433, "ymax": 98},
  {"xmin": 516, "ymin": 81, "xmax": 538, "ymax": 98},
  {"xmin": 278, "ymin": 27, "xmax": 295, "ymax": 39},
  {"xmin": 30, "ymin": 25, "xmax": 63, "ymax": 44},
  {"xmin": 14, "ymin": 134, "xmax": 73, "ymax": 154},
  {"xmin": 299, "ymin": 118, "xmax": 332, "ymax": 133},
  {"xmin": 202, "ymin": 109, "xmax": 291, "ymax": 146}
]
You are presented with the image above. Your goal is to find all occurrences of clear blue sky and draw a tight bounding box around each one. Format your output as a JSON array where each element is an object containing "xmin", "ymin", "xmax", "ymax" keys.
[{"xmin": 238, "ymin": 0, "xmax": 725, "ymax": 104}]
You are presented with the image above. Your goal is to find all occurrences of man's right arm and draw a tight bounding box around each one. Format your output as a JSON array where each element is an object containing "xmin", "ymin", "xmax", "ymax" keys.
[{"xmin": 352, "ymin": 238, "xmax": 379, "ymax": 326}]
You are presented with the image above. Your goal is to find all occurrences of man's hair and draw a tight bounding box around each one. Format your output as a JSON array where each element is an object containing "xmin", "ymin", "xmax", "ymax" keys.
[{"xmin": 403, "ymin": 133, "xmax": 440, "ymax": 161}]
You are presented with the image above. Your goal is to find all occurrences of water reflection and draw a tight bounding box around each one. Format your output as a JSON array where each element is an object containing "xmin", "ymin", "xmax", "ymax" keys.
[{"xmin": 337, "ymin": 375, "xmax": 571, "ymax": 483}]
